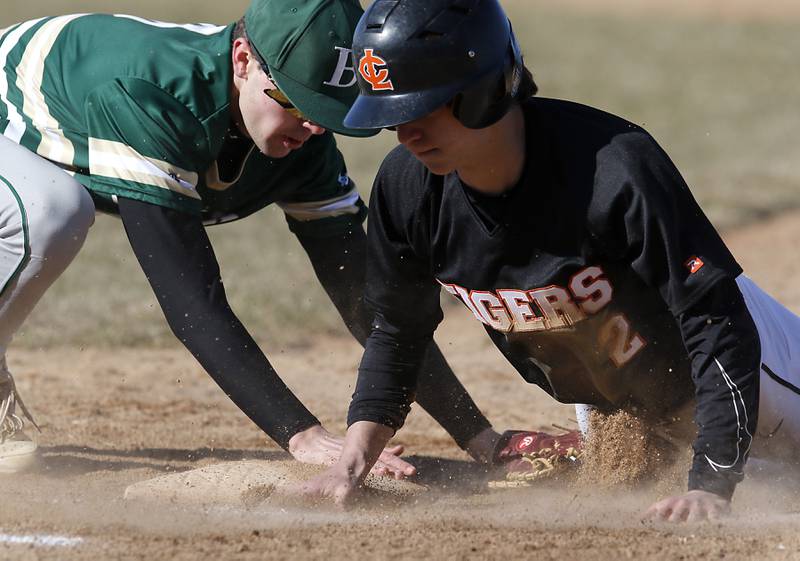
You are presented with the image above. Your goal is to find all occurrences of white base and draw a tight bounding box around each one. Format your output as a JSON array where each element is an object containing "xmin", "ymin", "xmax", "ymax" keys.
[
  {"xmin": 124, "ymin": 460, "xmax": 427, "ymax": 507},
  {"xmin": 0, "ymin": 439, "xmax": 39, "ymax": 474}
]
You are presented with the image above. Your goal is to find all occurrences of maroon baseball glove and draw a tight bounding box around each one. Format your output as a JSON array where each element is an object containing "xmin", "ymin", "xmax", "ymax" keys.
[{"xmin": 490, "ymin": 429, "xmax": 584, "ymax": 487}]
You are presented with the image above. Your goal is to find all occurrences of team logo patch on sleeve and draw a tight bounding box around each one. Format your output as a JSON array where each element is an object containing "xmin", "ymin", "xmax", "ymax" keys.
[
  {"xmin": 358, "ymin": 49, "xmax": 394, "ymax": 91},
  {"xmin": 685, "ymin": 256, "xmax": 705, "ymax": 274}
]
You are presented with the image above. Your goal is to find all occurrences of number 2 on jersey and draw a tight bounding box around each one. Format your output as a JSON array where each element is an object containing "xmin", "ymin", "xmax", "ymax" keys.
[{"xmin": 598, "ymin": 314, "xmax": 646, "ymax": 367}]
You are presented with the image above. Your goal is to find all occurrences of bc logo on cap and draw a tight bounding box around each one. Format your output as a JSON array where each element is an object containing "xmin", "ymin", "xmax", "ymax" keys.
[
  {"xmin": 358, "ymin": 49, "xmax": 394, "ymax": 91},
  {"xmin": 323, "ymin": 46, "xmax": 358, "ymax": 88}
]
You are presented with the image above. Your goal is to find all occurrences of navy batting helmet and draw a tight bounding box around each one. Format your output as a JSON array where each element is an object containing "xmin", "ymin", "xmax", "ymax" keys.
[{"xmin": 344, "ymin": 0, "xmax": 529, "ymax": 130}]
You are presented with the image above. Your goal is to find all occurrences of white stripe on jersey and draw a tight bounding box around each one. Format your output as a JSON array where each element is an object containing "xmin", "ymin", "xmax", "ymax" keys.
[
  {"xmin": 112, "ymin": 15, "xmax": 226, "ymax": 35},
  {"xmin": 704, "ymin": 357, "xmax": 753, "ymax": 472},
  {"xmin": 88, "ymin": 138, "xmax": 200, "ymax": 199},
  {"xmin": 0, "ymin": 18, "xmax": 46, "ymax": 143},
  {"xmin": 277, "ymin": 186, "xmax": 361, "ymax": 221},
  {"xmin": 16, "ymin": 15, "xmax": 86, "ymax": 165}
]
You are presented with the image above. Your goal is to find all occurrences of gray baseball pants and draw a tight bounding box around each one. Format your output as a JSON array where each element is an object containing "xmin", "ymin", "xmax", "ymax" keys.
[{"xmin": 0, "ymin": 134, "xmax": 95, "ymax": 384}]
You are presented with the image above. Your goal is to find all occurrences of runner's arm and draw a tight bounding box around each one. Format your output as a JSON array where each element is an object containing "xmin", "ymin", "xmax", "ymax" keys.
[
  {"xmin": 588, "ymin": 133, "xmax": 757, "ymax": 500},
  {"xmin": 678, "ymin": 277, "xmax": 760, "ymax": 500},
  {"xmin": 294, "ymin": 223, "xmax": 494, "ymax": 452}
]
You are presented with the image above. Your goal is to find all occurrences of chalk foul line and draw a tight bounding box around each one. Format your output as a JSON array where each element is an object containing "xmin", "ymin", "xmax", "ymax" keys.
[{"xmin": 0, "ymin": 532, "xmax": 84, "ymax": 547}]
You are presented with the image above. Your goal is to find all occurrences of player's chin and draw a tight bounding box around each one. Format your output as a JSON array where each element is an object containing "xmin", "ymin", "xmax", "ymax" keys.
[
  {"xmin": 258, "ymin": 138, "xmax": 293, "ymax": 159},
  {"xmin": 416, "ymin": 154, "xmax": 454, "ymax": 176},
  {"xmin": 263, "ymin": 135, "xmax": 307, "ymax": 158}
]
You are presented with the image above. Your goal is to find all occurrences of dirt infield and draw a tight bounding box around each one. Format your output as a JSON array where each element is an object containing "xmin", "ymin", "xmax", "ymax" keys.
[
  {"xmin": 1, "ymin": 3, "xmax": 798, "ymax": 558},
  {"xmin": 2, "ymin": 209, "xmax": 799, "ymax": 560}
]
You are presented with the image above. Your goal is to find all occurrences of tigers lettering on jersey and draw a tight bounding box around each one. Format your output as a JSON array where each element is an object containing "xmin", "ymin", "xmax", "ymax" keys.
[
  {"xmin": 438, "ymin": 265, "xmax": 646, "ymax": 367},
  {"xmin": 438, "ymin": 265, "xmax": 613, "ymax": 333}
]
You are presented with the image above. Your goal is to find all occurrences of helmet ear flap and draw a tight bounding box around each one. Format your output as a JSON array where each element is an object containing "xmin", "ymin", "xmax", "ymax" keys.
[
  {"xmin": 451, "ymin": 68, "xmax": 510, "ymax": 129},
  {"xmin": 506, "ymin": 26, "xmax": 524, "ymax": 100},
  {"xmin": 450, "ymin": 24, "xmax": 524, "ymax": 129}
]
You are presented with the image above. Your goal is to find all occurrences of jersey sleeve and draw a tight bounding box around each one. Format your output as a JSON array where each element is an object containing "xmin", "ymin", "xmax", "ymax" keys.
[
  {"xmin": 85, "ymin": 78, "xmax": 212, "ymax": 215},
  {"xmin": 587, "ymin": 131, "xmax": 742, "ymax": 315},
  {"xmin": 276, "ymin": 133, "xmax": 367, "ymax": 239},
  {"xmin": 347, "ymin": 148, "xmax": 444, "ymax": 430},
  {"xmin": 587, "ymin": 131, "xmax": 756, "ymax": 499},
  {"xmin": 363, "ymin": 148, "xmax": 443, "ymax": 332},
  {"xmin": 680, "ymin": 279, "xmax": 760, "ymax": 500}
]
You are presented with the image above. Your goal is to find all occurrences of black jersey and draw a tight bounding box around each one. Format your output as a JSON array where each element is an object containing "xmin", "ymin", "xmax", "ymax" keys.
[{"xmin": 351, "ymin": 98, "xmax": 760, "ymax": 498}]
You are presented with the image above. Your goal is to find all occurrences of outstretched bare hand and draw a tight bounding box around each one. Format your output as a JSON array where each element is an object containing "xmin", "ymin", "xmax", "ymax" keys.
[
  {"xmin": 288, "ymin": 424, "xmax": 416, "ymax": 479},
  {"xmin": 290, "ymin": 466, "xmax": 361, "ymax": 506},
  {"xmin": 645, "ymin": 490, "xmax": 730, "ymax": 523}
]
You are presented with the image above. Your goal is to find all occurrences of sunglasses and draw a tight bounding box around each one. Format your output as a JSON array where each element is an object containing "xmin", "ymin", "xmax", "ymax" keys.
[{"xmin": 262, "ymin": 86, "xmax": 305, "ymax": 120}]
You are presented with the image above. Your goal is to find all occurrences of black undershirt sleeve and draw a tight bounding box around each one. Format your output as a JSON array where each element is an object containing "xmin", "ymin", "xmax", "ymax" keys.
[
  {"xmin": 294, "ymin": 223, "xmax": 492, "ymax": 449},
  {"xmin": 118, "ymin": 197, "xmax": 320, "ymax": 450},
  {"xmin": 347, "ymin": 312, "xmax": 430, "ymax": 430},
  {"xmin": 679, "ymin": 277, "xmax": 760, "ymax": 500},
  {"xmin": 346, "ymin": 155, "xmax": 445, "ymax": 432}
]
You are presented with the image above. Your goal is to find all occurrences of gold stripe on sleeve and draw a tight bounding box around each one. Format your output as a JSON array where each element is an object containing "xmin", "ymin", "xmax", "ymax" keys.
[{"xmin": 89, "ymin": 138, "xmax": 200, "ymax": 199}]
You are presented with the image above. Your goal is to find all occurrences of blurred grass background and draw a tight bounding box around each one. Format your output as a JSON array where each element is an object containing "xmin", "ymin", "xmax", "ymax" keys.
[{"xmin": 2, "ymin": 1, "xmax": 798, "ymax": 348}]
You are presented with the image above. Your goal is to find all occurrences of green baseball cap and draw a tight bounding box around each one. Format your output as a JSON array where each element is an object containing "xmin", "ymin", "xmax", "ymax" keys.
[{"xmin": 244, "ymin": 0, "xmax": 377, "ymax": 137}]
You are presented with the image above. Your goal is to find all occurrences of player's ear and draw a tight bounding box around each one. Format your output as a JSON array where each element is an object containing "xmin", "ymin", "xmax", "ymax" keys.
[{"xmin": 231, "ymin": 38, "xmax": 252, "ymax": 79}]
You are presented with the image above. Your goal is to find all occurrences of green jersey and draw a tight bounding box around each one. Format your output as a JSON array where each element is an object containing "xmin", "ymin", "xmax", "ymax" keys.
[{"xmin": 0, "ymin": 14, "xmax": 363, "ymax": 233}]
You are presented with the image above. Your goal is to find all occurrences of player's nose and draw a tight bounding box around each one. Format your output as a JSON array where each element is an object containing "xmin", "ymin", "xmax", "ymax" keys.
[
  {"xmin": 395, "ymin": 122, "xmax": 423, "ymax": 146},
  {"xmin": 302, "ymin": 120, "xmax": 326, "ymax": 136}
]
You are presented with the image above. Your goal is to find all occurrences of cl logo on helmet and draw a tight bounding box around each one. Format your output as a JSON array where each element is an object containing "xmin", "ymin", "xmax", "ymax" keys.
[{"xmin": 358, "ymin": 49, "xmax": 394, "ymax": 91}]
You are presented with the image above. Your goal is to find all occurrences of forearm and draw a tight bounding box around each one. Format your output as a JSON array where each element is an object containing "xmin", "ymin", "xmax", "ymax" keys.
[
  {"xmin": 294, "ymin": 222, "xmax": 371, "ymax": 343},
  {"xmin": 332, "ymin": 421, "xmax": 395, "ymax": 482},
  {"xmin": 347, "ymin": 321, "xmax": 427, "ymax": 430},
  {"xmin": 680, "ymin": 278, "xmax": 760, "ymax": 500},
  {"xmin": 171, "ymin": 311, "xmax": 320, "ymax": 450},
  {"xmin": 119, "ymin": 197, "xmax": 320, "ymax": 450}
]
